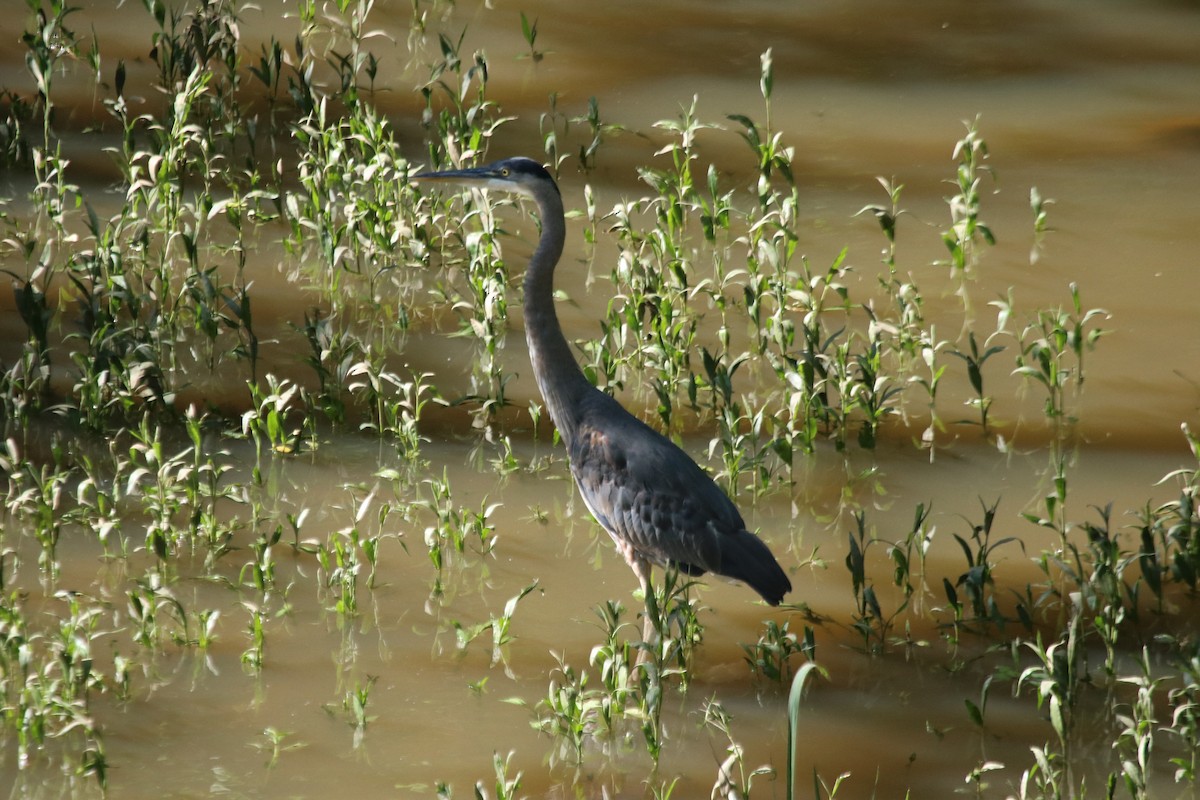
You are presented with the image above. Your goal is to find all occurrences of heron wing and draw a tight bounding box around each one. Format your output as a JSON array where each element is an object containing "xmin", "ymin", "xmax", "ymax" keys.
[{"xmin": 567, "ymin": 401, "xmax": 742, "ymax": 574}]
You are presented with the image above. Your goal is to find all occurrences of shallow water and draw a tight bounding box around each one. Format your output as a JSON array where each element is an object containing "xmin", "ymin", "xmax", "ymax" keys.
[{"xmin": 2, "ymin": 0, "xmax": 1200, "ymax": 798}]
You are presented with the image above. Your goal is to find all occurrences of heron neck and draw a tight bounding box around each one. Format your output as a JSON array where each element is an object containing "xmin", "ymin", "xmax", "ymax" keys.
[{"xmin": 523, "ymin": 188, "xmax": 590, "ymax": 445}]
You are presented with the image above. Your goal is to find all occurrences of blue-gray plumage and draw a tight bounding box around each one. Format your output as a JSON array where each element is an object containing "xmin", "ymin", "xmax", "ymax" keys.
[{"xmin": 414, "ymin": 157, "xmax": 791, "ymax": 617}]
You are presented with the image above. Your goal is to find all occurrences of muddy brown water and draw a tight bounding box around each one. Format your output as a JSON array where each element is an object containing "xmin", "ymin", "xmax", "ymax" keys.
[{"xmin": 2, "ymin": 0, "xmax": 1200, "ymax": 797}]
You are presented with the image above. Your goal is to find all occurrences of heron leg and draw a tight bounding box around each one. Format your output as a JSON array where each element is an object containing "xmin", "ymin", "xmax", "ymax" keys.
[
  {"xmin": 612, "ymin": 539, "xmax": 659, "ymax": 662},
  {"xmin": 633, "ymin": 557, "xmax": 657, "ymax": 648}
]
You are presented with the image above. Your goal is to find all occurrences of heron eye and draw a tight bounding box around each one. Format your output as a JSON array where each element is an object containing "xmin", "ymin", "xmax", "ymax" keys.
[{"xmin": 500, "ymin": 168, "xmax": 510, "ymax": 177}]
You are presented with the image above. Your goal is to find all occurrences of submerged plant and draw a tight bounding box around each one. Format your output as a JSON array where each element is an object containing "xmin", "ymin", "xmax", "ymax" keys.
[
  {"xmin": 742, "ymin": 619, "xmax": 813, "ymax": 682},
  {"xmin": 1013, "ymin": 283, "xmax": 1110, "ymax": 425},
  {"xmin": 941, "ymin": 116, "xmax": 996, "ymax": 280}
]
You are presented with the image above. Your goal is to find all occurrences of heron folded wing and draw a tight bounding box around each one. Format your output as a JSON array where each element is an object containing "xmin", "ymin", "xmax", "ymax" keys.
[{"xmin": 568, "ymin": 412, "xmax": 740, "ymax": 574}]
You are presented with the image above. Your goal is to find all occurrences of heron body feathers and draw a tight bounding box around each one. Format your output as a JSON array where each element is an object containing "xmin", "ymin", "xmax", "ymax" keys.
[{"xmin": 569, "ymin": 391, "xmax": 791, "ymax": 605}]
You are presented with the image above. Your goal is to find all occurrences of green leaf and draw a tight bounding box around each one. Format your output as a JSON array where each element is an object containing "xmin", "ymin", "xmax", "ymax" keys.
[{"xmin": 787, "ymin": 663, "xmax": 824, "ymax": 800}]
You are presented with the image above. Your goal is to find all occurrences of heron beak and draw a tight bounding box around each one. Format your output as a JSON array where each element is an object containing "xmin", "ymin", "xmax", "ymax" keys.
[{"xmin": 411, "ymin": 165, "xmax": 499, "ymax": 187}]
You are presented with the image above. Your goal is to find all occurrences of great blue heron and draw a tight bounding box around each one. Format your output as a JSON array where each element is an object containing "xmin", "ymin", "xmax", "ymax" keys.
[{"xmin": 414, "ymin": 157, "xmax": 791, "ymax": 638}]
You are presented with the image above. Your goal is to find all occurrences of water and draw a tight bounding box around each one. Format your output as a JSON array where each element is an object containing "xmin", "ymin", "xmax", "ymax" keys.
[{"xmin": 2, "ymin": 0, "xmax": 1199, "ymax": 797}]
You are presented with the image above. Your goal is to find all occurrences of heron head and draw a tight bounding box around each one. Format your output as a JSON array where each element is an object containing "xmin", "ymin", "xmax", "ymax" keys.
[{"xmin": 412, "ymin": 156, "xmax": 559, "ymax": 200}]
